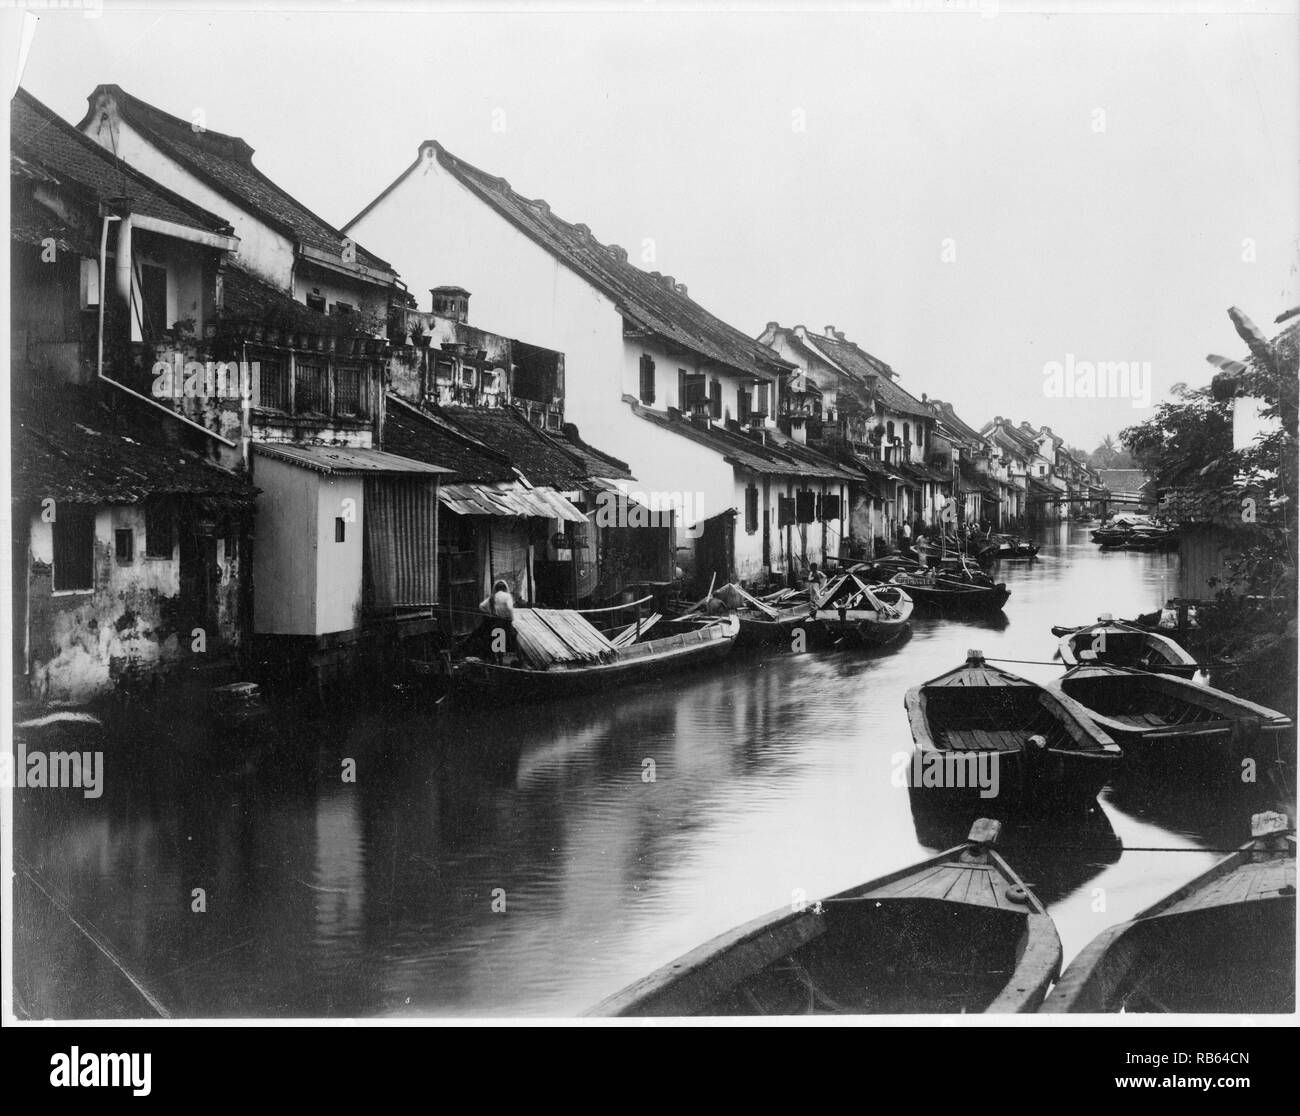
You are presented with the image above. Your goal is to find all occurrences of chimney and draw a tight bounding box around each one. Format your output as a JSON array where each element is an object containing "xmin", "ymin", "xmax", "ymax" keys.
[
  {"xmin": 431, "ymin": 286, "xmax": 471, "ymax": 324},
  {"xmin": 765, "ymin": 321, "xmax": 779, "ymax": 332},
  {"xmin": 834, "ymin": 330, "xmax": 845, "ymax": 341},
  {"xmin": 660, "ymin": 274, "xmax": 676, "ymax": 291},
  {"xmin": 607, "ymin": 244, "xmax": 629, "ymax": 263},
  {"xmin": 675, "ymin": 282, "xmax": 688, "ymax": 296},
  {"xmin": 793, "ymin": 324, "xmax": 807, "ymax": 338},
  {"xmin": 824, "ymin": 325, "xmax": 836, "ymax": 338}
]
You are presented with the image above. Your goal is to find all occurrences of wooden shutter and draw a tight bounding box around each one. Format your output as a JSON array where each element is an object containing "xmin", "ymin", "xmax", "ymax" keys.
[
  {"xmin": 709, "ymin": 379, "xmax": 722, "ymax": 419},
  {"xmin": 796, "ymin": 490, "xmax": 816, "ymax": 523},
  {"xmin": 744, "ymin": 484, "xmax": 758, "ymax": 534},
  {"xmin": 639, "ymin": 354, "xmax": 655, "ymax": 404},
  {"xmin": 821, "ymin": 493, "xmax": 842, "ymax": 521}
]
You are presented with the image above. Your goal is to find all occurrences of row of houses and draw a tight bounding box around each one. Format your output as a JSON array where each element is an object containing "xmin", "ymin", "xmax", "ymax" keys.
[{"xmin": 10, "ymin": 84, "xmax": 1104, "ymax": 705}]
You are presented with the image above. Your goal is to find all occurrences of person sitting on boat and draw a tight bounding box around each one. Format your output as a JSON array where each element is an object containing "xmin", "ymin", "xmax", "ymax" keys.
[{"xmin": 479, "ymin": 580, "xmax": 517, "ymax": 662}]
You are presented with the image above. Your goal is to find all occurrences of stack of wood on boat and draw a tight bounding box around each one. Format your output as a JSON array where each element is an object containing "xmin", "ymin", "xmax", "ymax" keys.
[
  {"xmin": 1057, "ymin": 614, "xmax": 1200, "ymax": 679},
  {"xmin": 1046, "ymin": 658, "xmax": 1292, "ymax": 771},
  {"xmin": 905, "ymin": 650, "xmax": 1121, "ymax": 813},
  {"xmin": 811, "ymin": 570, "xmax": 913, "ymax": 646},
  {"xmin": 440, "ymin": 604, "xmax": 740, "ymax": 699},
  {"xmin": 588, "ymin": 819, "xmax": 1062, "ymax": 1016},
  {"xmin": 1041, "ymin": 812, "xmax": 1296, "ymax": 1013},
  {"xmin": 1091, "ymin": 515, "xmax": 1179, "ymax": 551},
  {"xmin": 701, "ymin": 582, "xmax": 812, "ymax": 646}
]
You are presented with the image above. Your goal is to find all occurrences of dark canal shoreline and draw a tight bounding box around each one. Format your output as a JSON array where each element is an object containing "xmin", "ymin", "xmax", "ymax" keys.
[{"xmin": 13, "ymin": 524, "xmax": 1296, "ymax": 1019}]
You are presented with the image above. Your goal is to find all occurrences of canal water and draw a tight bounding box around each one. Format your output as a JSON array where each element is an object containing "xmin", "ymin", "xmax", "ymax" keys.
[{"xmin": 12, "ymin": 524, "xmax": 1289, "ymax": 1018}]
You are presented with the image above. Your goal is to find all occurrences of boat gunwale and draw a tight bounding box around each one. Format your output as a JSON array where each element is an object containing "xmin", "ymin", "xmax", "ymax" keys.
[{"xmin": 587, "ymin": 841, "xmax": 1058, "ymax": 1017}]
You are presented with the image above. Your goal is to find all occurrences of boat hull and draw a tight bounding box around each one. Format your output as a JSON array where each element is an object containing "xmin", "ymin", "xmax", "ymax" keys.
[
  {"xmin": 1042, "ymin": 832, "xmax": 1296, "ymax": 1013},
  {"xmin": 1047, "ymin": 664, "xmax": 1293, "ymax": 773},
  {"xmin": 589, "ymin": 838, "xmax": 1062, "ymax": 1016},
  {"xmin": 892, "ymin": 576, "xmax": 1010, "ymax": 613},
  {"xmin": 453, "ymin": 618, "xmax": 739, "ymax": 699}
]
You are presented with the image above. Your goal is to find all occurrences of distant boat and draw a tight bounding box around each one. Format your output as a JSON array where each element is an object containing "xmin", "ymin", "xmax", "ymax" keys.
[
  {"xmin": 1057, "ymin": 615, "xmax": 1199, "ymax": 679},
  {"xmin": 890, "ymin": 569, "xmax": 1011, "ymax": 613},
  {"xmin": 905, "ymin": 650, "xmax": 1121, "ymax": 811},
  {"xmin": 588, "ymin": 818, "xmax": 1062, "ymax": 1016},
  {"xmin": 1041, "ymin": 811, "xmax": 1295, "ymax": 1013},
  {"xmin": 812, "ymin": 571, "xmax": 913, "ymax": 646},
  {"xmin": 1046, "ymin": 661, "xmax": 1292, "ymax": 767},
  {"xmin": 430, "ymin": 611, "xmax": 740, "ymax": 699},
  {"xmin": 989, "ymin": 534, "xmax": 1040, "ymax": 560}
]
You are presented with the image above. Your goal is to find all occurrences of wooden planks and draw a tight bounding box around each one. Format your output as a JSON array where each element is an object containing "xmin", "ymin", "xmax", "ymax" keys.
[{"xmin": 512, "ymin": 608, "xmax": 616, "ymax": 668}]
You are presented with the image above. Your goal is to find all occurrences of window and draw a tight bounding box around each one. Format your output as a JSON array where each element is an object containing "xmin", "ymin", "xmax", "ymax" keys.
[
  {"xmin": 335, "ymin": 364, "xmax": 363, "ymax": 416},
  {"xmin": 639, "ymin": 354, "xmax": 656, "ymax": 404},
  {"xmin": 1038, "ymin": 465, "xmax": 1047, "ymax": 476},
  {"xmin": 738, "ymin": 388, "xmax": 752, "ymax": 425},
  {"xmin": 821, "ymin": 494, "xmax": 842, "ymax": 521},
  {"xmin": 258, "ymin": 356, "xmax": 290, "ymax": 410},
  {"xmin": 305, "ymin": 292, "xmax": 326, "ymax": 314},
  {"xmin": 678, "ymin": 370, "xmax": 706, "ymax": 412},
  {"xmin": 709, "ymin": 379, "xmax": 722, "ymax": 420},
  {"xmin": 795, "ymin": 490, "xmax": 816, "ymax": 524},
  {"xmin": 886, "ymin": 421, "xmax": 896, "ymax": 441},
  {"xmin": 335, "ymin": 518, "xmax": 346, "ymax": 543},
  {"xmin": 53, "ymin": 507, "xmax": 95, "ymax": 591},
  {"xmin": 331, "ymin": 301, "xmax": 354, "ymax": 316},
  {"xmin": 114, "ymin": 528, "xmax": 134, "ymax": 563},
  {"xmin": 777, "ymin": 495, "xmax": 795, "ymax": 528},
  {"xmin": 145, "ymin": 502, "xmax": 174, "ymax": 558},
  {"xmin": 295, "ymin": 361, "xmax": 327, "ymax": 413},
  {"xmin": 903, "ymin": 423, "xmax": 911, "ymax": 445},
  {"xmin": 744, "ymin": 484, "xmax": 758, "ymax": 534}
]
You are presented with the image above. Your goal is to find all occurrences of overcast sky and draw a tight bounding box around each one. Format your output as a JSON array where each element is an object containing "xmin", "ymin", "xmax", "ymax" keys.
[{"xmin": 7, "ymin": 1, "xmax": 1297, "ymax": 449}]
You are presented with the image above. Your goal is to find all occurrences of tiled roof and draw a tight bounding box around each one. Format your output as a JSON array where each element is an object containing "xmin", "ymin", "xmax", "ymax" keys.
[
  {"xmin": 799, "ymin": 332, "xmax": 932, "ymax": 419},
  {"xmin": 84, "ymin": 84, "xmax": 393, "ymax": 277},
  {"xmin": 629, "ymin": 401, "xmax": 857, "ymax": 481},
  {"xmin": 439, "ymin": 406, "xmax": 590, "ymax": 489},
  {"xmin": 1096, "ymin": 468, "xmax": 1151, "ymax": 494},
  {"xmin": 10, "ymin": 185, "xmax": 86, "ymax": 253},
  {"xmin": 557, "ymin": 424, "xmax": 634, "ymax": 481},
  {"xmin": 1156, "ymin": 484, "xmax": 1280, "ymax": 527},
  {"xmin": 12, "ymin": 88, "xmax": 233, "ymax": 237},
  {"xmin": 401, "ymin": 141, "xmax": 793, "ymax": 382},
  {"xmin": 11, "ymin": 389, "xmax": 256, "ymax": 506},
  {"xmin": 926, "ymin": 399, "xmax": 985, "ymax": 444},
  {"xmin": 383, "ymin": 398, "xmax": 517, "ymax": 485}
]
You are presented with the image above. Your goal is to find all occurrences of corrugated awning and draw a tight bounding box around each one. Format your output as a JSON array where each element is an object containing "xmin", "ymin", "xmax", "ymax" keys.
[
  {"xmin": 438, "ymin": 481, "xmax": 587, "ymax": 523},
  {"xmin": 253, "ymin": 443, "xmax": 453, "ymax": 476}
]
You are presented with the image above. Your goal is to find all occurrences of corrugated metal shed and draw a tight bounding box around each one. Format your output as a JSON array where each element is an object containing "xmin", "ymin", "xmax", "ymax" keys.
[
  {"xmin": 252, "ymin": 443, "xmax": 452, "ymax": 476},
  {"xmin": 438, "ymin": 481, "xmax": 587, "ymax": 523}
]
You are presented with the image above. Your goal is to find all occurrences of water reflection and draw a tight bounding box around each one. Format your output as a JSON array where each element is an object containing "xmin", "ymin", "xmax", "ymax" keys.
[{"xmin": 13, "ymin": 525, "xmax": 1288, "ymax": 1018}]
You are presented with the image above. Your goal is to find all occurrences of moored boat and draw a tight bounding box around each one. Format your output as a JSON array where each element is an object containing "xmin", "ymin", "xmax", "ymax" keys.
[
  {"xmin": 1041, "ymin": 812, "xmax": 1296, "ymax": 1013},
  {"xmin": 1045, "ymin": 661, "xmax": 1292, "ymax": 769},
  {"xmin": 890, "ymin": 569, "xmax": 1010, "ymax": 613},
  {"xmin": 435, "ymin": 610, "xmax": 740, "ymax": 699},
  {"xmin": 588, "ymin": 818, "xmax": 1062, "ymax": 1016},
  {"xmin": 812, "ymin": 571, "xmax": 913, "ymax": 646},
  {"xmin": 905, "ymin": 650, "xmax": 1121, "ymax": 812},
  {"xmin": 1057, "ymin": 614, "xmax": 1199, "ymax": 679},
  {"xmin": 990, "ymin": 533, "xmax": 1039, "ymax": 560}
]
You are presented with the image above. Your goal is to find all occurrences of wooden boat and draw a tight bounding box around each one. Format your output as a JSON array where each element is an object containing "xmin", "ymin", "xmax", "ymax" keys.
[
  {"xmin": 710, "ymin": 583, "xmax": 813, "ymax": 646},
  {"xmin": 434, "ymin": 610, "xmax": 740, "ymax": 699},
  {"xmin": 588, "ymin": 818, "xmax": 1062, "ymax": 1016},
  {"xmin": 1041, "ymin": 812, "xmax": 1295, "ymax": 1013},
  {"xmin": 812, "ymin": 572, "xmax": 913, "ymax": 646},
  {"xmin": 890, "ymin": 569, "xmax": 1010, "ymax": 613},
  {"xmin": 905, "ymin": 651, "xmax": 1122, "ymax": 811},
  {"xmin": 1046, "ymin": 660, "xmax": 1292, "ymax": 767},
  {"xmin": 1057, "ymin": 614, "xmax": 1199, "ymax": 679},
  {"xmin": 990, "ymin": 533, "xmax": 1040, "ymax": 560}
]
